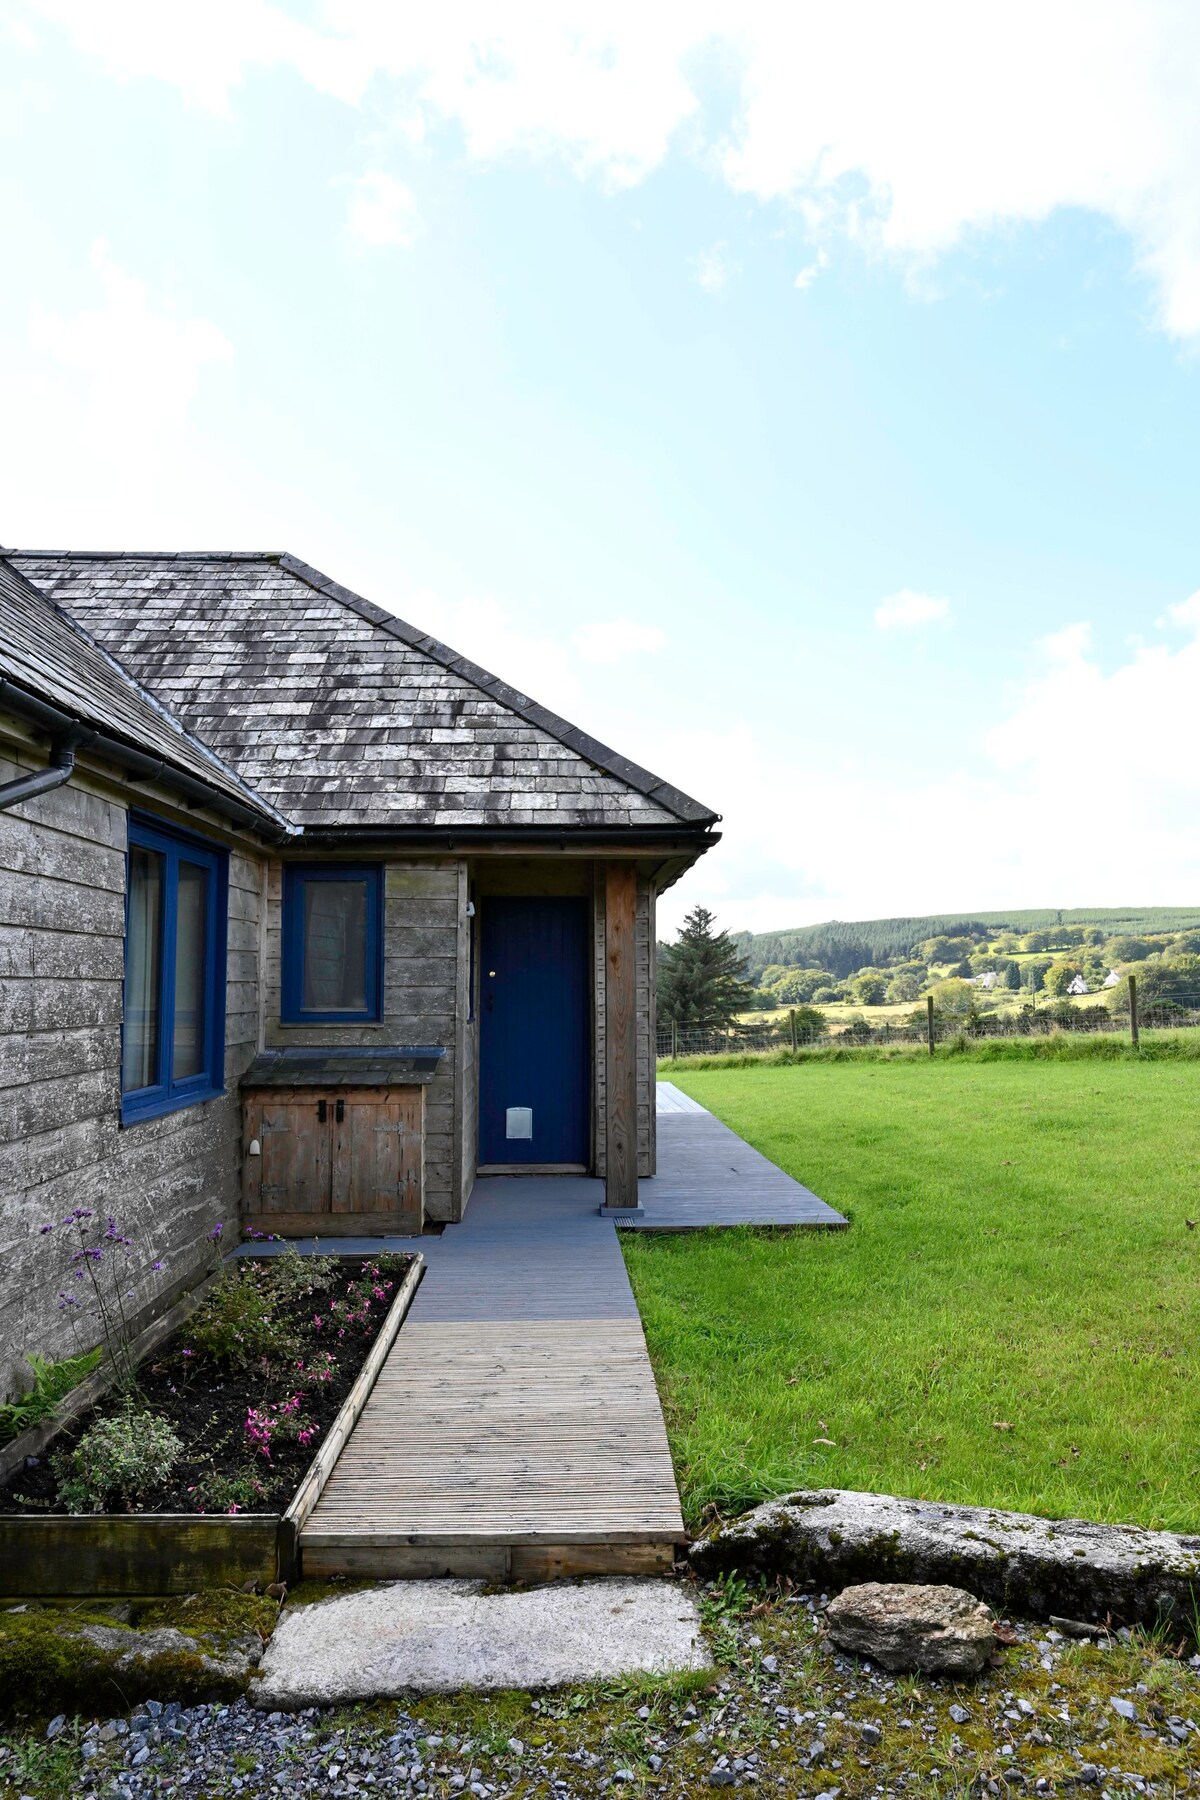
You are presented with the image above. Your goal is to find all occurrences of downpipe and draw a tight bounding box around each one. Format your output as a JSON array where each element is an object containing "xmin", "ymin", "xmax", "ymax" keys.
[{"xmin": 0, "ymin": 739, "xmax": 76, "ymax": 811}]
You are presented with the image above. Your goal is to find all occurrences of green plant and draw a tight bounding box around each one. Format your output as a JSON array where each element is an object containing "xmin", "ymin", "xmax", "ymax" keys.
[
  {"xmin": 259, "ymin": 1245, "xmax": 340, "ymax": 1304},
  {"xmin": 192, "ymin": 1464, "xmax": 271, "ymax": 1513},
  {"xmin": 54, "ymin": 1403, "xmax": 182, "ymax": 1513},
  {"xmin": 183, "ymin": 1268, "xmax": 298, "ymax": 1370},
  {"xmin": 0, "ymin": 1349, "xmax": 101, "ymax": 1445}
]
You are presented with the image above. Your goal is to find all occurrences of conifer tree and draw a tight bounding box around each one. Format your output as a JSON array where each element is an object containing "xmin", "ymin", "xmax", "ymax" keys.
[{"xmin": 657, "ymin": 906, "xmax": 757, "ymax": 1028}]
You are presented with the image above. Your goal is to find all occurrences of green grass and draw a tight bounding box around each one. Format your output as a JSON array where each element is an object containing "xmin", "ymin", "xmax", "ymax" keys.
[{"xmin": 624, "ymin": 1058, "xmax": 1200, "ymax": 1531}]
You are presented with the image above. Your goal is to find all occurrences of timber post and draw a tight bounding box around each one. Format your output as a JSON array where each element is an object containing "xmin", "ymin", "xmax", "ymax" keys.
[
  {"xmin": 1129, "ymin": 973, "xmax": 1139, "ymax": 1049},
  {"xmin": 602, "ymin": 861, "xmax": 641, "ymax": 1213},
  {"xmin": 927, "ymin": 993, "xmax": 935, "ymax": 1056},
  {"xmin": 789, "ymin": 1008, "xmax": 798, "ymax": 1053}
]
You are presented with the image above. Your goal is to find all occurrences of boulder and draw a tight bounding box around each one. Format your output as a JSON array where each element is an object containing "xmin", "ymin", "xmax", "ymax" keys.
[
  {"xmin": 691, "ymin": 1488, "xmax": 1200, "ymax": 1629},
  {"xmin": 79, "ymin": 1623, "xmax": 260, "ymax": 1688},
  {"xmin": 824, "ymin": 1582, "xmax": 996, "ymax": 1675}
]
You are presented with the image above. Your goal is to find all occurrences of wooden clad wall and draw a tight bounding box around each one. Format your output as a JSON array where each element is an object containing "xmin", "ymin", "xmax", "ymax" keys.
[
  {"xmin": 264, "ymin": 858, "xmax": 464, "ymax": 1222},
  {"xmin": 0, "ymin": 742, "xmax": 260, "ymax": 1400},
  {"xmin": 593, "ymin": 866, "xmax": 657, "ymax": 1181}
]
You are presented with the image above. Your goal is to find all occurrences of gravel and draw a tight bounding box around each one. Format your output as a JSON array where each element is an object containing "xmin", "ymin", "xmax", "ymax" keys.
[{"xmin": 2, "ymin": 1581, "xmax": 1198, "ymax": 1798}]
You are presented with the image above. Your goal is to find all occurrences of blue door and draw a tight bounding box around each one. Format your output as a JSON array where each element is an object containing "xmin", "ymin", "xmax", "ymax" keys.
[{"xmin": 479, "ymin": 896, "xmax": 590, "ymax": 1166}]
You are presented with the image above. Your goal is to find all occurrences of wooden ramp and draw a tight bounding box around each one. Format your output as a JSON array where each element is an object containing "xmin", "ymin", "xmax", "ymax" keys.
[{"xmin": 300, "ymin": 1179, "xmax": 684, "ymax": 1581}]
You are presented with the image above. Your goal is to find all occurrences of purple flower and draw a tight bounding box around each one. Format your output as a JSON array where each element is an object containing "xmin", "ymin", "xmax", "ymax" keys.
[
  {"xmin": 152, "ymin": 1260, "xmax": 164, "ymax": 1272},
  {"xmin": 210, "ymin": 1222, "xmax": 225, "ymax": 1242},
  {"xmin": 38, "ymin": 1223, "xmax": 53, "ymax": 1235}
]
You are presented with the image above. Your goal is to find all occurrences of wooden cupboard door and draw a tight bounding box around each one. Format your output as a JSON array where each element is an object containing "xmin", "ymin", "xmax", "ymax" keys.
[
  {"xmin": 331, "ymin": 1087, "xmax": 423, "ymax": 1224},
  {"xmin": 251, "ymin": 1089, "xmax": 333, "ymax": 1216}
]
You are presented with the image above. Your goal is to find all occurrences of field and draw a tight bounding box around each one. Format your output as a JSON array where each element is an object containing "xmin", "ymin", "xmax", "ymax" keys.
[{"xmin": 623, "ymin": 1055, "xmax": 1200, "ymax": 1532}]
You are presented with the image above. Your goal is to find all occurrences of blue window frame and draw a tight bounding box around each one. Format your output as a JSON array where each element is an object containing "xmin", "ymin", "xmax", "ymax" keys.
[
  {"xmin": 281, "ymin": 864, "xmax": 383, "ymax": 1025},
  {"xmin": 121, "ymin": 815, "xmax": 228, "ymax": 1125}
]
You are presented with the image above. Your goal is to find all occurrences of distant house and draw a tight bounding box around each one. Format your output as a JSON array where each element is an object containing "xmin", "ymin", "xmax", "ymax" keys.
[
  {"xmin": 973, "ymin": 970, "xmax": 999, "ymax": 989},
  {"xmin": 0, "ymin": 551, "xmax": 718, "ymax": 1394},
  {"xmin": 1103, "ymin": 968, "xmax": 1121, "ymax": 988},
  {"xmin": 1067, "ymin": 973, "xmax": 1090, "ymax": 995}
]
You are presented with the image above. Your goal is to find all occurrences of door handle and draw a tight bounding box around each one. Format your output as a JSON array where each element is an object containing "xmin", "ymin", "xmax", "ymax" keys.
[
  {"xmin": 318, "ymin": 1099, "xmax": 327, "ymax": 1124},
  {"xmin": 336, "ymin": 1097, "xmax": 345, "ymax": 1124}
]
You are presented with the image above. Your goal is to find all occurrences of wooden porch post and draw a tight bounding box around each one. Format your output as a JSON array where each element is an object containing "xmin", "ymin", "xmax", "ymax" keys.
[{"xmin": 603, "ymin": 860, "xmax": 641, "ymax": 1213}]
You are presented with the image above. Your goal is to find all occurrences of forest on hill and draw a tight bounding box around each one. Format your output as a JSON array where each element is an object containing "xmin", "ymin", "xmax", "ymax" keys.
[{"xmin": 733, "ymin": 907, "xmax": 1200, "ymax": 981}]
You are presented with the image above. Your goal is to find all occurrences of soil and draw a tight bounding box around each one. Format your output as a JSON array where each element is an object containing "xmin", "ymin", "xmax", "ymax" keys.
[{"xmin": 0, "ymin": 1254, "xmax": 415, "ymax": 1516}]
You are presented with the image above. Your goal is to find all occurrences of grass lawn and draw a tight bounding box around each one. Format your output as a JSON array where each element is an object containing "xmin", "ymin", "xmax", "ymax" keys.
[{"xmin": 622, "ymin": 1056, "xmax": 1200, "ymax": 1533}]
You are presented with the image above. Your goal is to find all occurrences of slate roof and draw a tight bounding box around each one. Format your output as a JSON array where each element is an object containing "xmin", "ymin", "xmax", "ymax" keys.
[
  {"xmin": 0, "ymin": 557, "xmax": 291, "ymax": 832},
  {"xmin": 12, "ymin": 553, "xmax": 718, "ymax": 837}
]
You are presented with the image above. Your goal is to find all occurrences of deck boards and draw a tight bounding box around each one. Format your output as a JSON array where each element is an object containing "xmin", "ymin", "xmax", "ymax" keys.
[
  {"xmin": 301, "ymin": 1180, "xmax": 683, "ymax": 1575},
  {"xmin": 299, "ymin": 1088, "xmax": 845, "ymax": 1578}
]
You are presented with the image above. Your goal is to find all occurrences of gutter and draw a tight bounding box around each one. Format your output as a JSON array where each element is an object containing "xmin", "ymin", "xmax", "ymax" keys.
[
  {"xmin": 297, "ymin": 824, "xmax": 723, "ymax": 852},
  {"xmin": 0, "ymin": 677, "xmax": 293, "ymax": 841}
]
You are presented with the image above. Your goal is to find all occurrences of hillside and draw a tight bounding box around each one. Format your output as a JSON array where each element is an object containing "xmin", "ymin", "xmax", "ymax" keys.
[{"xmin": 733, "ymin": 907, "xmax": 1200, "ymax": 980}]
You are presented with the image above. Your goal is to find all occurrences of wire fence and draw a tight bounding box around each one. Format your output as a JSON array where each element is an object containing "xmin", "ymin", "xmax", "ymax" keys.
[{"xmin": 657, "ymin": 979, "xmax": 1200, "ymax": 1059}]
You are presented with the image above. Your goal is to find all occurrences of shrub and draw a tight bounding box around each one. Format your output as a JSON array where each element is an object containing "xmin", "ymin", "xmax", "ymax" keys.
[
  {"xmin": 182, "ymin": 1269, "xmax": 298, "ymax": 1370},
  {"xmin": 55, "ymin": 1405, "xmax": 182, "ymax": 1512},
  {"xmin": 259, "ymin": 1246, "xmax": 340, "ymax": 1305}
]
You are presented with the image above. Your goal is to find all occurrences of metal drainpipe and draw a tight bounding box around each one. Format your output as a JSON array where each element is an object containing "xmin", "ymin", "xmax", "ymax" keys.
[{"xmin": 0, "ymin": 740, "xmax": 77, "ymax": 811}]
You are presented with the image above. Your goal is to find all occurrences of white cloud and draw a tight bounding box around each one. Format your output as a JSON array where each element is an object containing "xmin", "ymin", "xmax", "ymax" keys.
[
  {"xmin": 346, "ymin": 171, "xmax": 422, "ymax": 248},
  {"xmin": 571, "ymin": 619, "xmax": 668, "ymax": 664},
  {"xmin": 26, "ymin": 240, "xmax": 232, "ymax": 429},
  {"xmin": 1165, "ymin": 589, "xmax": 1200, "ymax": 630},
  {"xmin": 874, "ymin": 589, "xmax": 951, "ymax": 631},
  {"xmin": 794, "ymin": 250, "xmax": 828, "ymax": 290},
  {"xmin": 27, "ymin": 0, "xmax": 1200, "ymax": 337},
  {"xmin": 694, "ymin": 242, "xmax": 737, "ymax": 295}
]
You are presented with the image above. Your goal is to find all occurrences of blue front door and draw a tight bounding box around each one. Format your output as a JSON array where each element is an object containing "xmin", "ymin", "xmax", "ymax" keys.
[{"xmin": 479, "ymin": 896, "xmax": 590, "ymax": 1166}]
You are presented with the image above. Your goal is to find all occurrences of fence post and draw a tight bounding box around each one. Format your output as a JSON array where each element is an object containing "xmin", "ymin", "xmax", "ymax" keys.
[
  {"xmin": 789, "ymin": 1008, "xmax": 798, "ymax": 1053},
  {"xmin": 927, "ymin": 994, "xmax": 935, "ymax": 1057},
  {"xmin": 671, "ymin": 1019, "xmax": 678, "ymax": 1061},
  {"xmin": 1129, "ymin": 974, "xmax": 1139, "ymax": 1049}
]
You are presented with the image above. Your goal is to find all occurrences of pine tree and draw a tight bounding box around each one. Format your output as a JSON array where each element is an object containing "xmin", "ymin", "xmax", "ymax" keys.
[{"xmin": 657, "ymin": 906, "xmax": 757, "ymax": 1028}]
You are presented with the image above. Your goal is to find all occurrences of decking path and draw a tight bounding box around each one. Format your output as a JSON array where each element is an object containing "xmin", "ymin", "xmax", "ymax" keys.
[
  {"xmin": 300, "ymin": 1087, "xmax": 844, "ymax": 1578},
  {"xmin": 629, "ymin": 1084, "xmax": 848, "ymax": 1230},
  {"xmin": 301, "ymin": 1179, "xmax": 684, "ymax": 1580}
]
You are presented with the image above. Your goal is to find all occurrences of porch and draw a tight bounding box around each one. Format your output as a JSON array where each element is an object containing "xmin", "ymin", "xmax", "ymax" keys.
[{"xmin": 295, "ymin": 1089, "xmax": 847, "ymax": 1579}]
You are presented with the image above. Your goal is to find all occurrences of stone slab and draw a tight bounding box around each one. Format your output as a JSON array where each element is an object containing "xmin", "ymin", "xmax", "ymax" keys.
[
  {"xmin": 691, "ymin": 1488, "xmax": 1200, "ymax": 1628},
  {"xmin": 253, "ymin": 1578, "xmax": 710, "ymax": 1706}
]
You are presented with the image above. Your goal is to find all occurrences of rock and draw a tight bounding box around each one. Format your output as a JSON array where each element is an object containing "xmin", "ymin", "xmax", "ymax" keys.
[
  {"xmin": 44, "ymin": 1714, "xmax": 66, "ymax": 1740},
  {"xmin": 1110, "ymin": 1696, "xmax": 1138, "ymax": 1722},
  {"xmin": 690, "ymin": 1488, "xmax": 1200, "ymax": 1629},
  {"xmin": 949, "ymin": 1704, "xmax": 971, "ymax": 1725},
  {"xmin": 253, "ymin": 1578, "xmax": 710, "ymax": 1707},
  {"xmin": 78, "ymin": 1624, "xmax": 257, "ymax": 1690},
  {"xmin": 860, "ymin": 1723, "xmax": 882, "ymax": 1745},
  {"xmin": 824, "ymin": 1583, "xmax": 996, "ymax": 1676}
]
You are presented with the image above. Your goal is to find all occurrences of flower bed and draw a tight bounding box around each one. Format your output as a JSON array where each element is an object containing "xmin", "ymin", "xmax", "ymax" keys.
[{"xmin": 0, "ymin": 1248, "xmax": 422, "ymax": 1597}]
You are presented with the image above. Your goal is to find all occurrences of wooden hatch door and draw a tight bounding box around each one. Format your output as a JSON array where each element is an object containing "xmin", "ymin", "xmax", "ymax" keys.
[
  {"xmin": 330, "ymin": 1086, "xmax": 423, "ymax": 1231},
  {"xmin": 243, "ymin": 1085, "xmax": 424, "ymax": 1236}
]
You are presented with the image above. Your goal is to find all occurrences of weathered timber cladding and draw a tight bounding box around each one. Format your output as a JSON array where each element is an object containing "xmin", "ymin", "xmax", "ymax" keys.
[
  {"xmin": 0, "ymin": 751, "xmax": 262, "ymax": 1399},
  {"xmin": 594, "ymin": 866, "xmax": 656, "ymax": 1180},
  {"xmin": 603, "ymin": 862, "xmax": 638, "ymax": 1209},
  {"xmin": 263, "ymin": 858, "xmax": 463, "ymax": 1221}
]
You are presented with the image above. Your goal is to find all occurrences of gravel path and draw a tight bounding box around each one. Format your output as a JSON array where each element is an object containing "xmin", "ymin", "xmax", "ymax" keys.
[{"xmin": 2, "ymin": 1583, "xmax": 1198, "ymax": 1798}]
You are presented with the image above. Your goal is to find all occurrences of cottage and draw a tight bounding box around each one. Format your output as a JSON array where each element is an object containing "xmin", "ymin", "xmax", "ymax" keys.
[
  {"xmin": 1067, "ymin": 973, "xmax": 1089, "ymax": 995},
  {"xmin": 0, "ymin": 551, "xmax": 717, "ymax": 1394}
]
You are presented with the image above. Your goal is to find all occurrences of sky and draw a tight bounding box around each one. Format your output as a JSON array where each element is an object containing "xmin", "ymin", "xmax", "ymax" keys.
[{"xmin": 3, "ymin": 2, "xmax": 1200, "ymax": 935}]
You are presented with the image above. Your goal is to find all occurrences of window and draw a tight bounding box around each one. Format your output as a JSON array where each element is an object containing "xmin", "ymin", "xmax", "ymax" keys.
[
  {"xmin": 281, "ymin": 865, "xmax": 383, "ymax": 1024},
  {"xmin": 121, "ymin": 817, "xmax": 227, "ymax": 1123}
]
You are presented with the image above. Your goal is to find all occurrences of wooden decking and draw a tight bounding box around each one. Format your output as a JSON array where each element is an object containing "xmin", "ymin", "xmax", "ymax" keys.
[
  {"xmin": 626, "ymin": 1084, "xmax": 848, "ymax": 1230},
  {"xmin": 299, "ymin": 1086, "xmax": 845, "ymax": 1579},
  {"xmin": 300, "ymin": 1179, "xmax": 684, "ymax": 1580}
]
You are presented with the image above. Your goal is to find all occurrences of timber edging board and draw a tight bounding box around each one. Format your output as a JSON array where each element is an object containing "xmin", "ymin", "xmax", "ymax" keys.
[{"xmin": 0, "ymin": 1253, "xmax": 424, "ymax": 1598}]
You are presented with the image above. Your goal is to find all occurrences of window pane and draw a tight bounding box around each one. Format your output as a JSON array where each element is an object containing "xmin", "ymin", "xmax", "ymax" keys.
[
  {"xmin": 173, "ymin": 860, "xmax": 209, "ymax": 1080},
  {"xmin": 123, "ymin": 846, "xmax": 164, "ymax": 1091},
  {"xmin": 304, "ymin": 879, "xmax": 368, "ymax": 1011}
]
